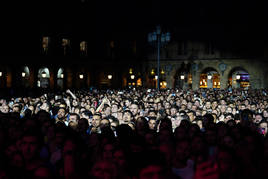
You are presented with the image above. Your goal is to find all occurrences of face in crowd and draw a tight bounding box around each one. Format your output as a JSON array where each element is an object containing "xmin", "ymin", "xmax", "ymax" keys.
[
  {"xmin": 57, "ymin": 108, "xmax": 67, "ymax": 120},
  {"xmin": 92, "ymin": 114, "xmax": 101, "ymax": 127},
  {"xmin": 1, "ymin": 105, "xmax": 9, "ymax": 113},
  {"xmin": 122, "ymin": 111, "xmax": 133, "ymax": 124},
  {"xmin": 130, "ymin": 103, "xmax": 139, "ymax": 117}
]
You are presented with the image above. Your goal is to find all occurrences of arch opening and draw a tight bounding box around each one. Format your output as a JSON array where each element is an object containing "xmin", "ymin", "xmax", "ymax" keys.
[
  {"xmin": 228, "ymin": 67, "xmax": 250, "ymax": 88},
  {"xmin": 200, "ymin": 67, "xmax": 220, "ymax": 89}
]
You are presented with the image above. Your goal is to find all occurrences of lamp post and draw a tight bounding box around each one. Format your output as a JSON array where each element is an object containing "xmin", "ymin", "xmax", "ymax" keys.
[
  {"xmin": 236, "ymin": 74, "xmax": 241, "ymax": 88},
  {"xmin": 22, "ymin": 72, "xmax": 26, "ymax": 77},
  {"xmin": 130, "ymin": 75, "xmax": 135, "ymax": 80},
  {"xmin": 41, "ymin": 71, "xmax": 47, "ymax": 78},
  {"xmin": 207, "ymin": 73, "xmax": 212, "ymax": 80},
  {"xmin": 148, "ymin": 25, "xmax": 170, "ymax": 91},
  {"xmin": 108, "ymin": 75, "xmax": 112, "ymax": 80}
]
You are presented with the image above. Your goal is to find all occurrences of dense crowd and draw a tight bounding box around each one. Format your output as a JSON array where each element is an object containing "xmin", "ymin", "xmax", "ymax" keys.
[{"xmin": 1, "ymin": 88, "xmax": 268, "ymax": 179}]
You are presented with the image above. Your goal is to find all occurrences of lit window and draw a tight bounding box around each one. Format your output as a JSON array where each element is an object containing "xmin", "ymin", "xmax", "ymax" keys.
[
  {"xmin": 137, "ymin": 78, "xmax": 142, "ymax": 86},
  {"xmin": 62, "ymin": 38, "xmax": 70, "ymax": 55},
  {"xmin": 200, "ymin": 74, "xmax": 207, "ymax": 88},
  {"xmin": 188, "ymin": 74, "xmax": 192, "ymax": 84},
  {"xmin": 160, "ymin": 81, "xmax": 167, "ymax": 89},
  {"xmin": 62, "ymin": 38, "xmax": 70, "ymax": 46},
  {"xmin": 80, "ymin": 41, "xmax": 87, "ymax": 56},
  {"xmin": 151, "ymin": 69, "xmax": 155, "ymax": 75},
  {"xmin": 42, "ymin": 37, "xmax": 49, "ymax": 54}
]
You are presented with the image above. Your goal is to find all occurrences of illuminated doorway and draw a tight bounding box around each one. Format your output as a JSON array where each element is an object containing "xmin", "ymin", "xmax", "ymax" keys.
[
  {"xmin": 38, "ymin": 67, "xmax": 50, "ymax": 88},
  {"xmin": 228, "ymin": 67, "xmax": 250, "ymax": 88},
  {"xmin": 21, "ymin": 66, "xmax": 30, "ymax": 88},
  {"xmin": 57, "ymin": 68, "xmax": 64, "ymax": 90},
  {"xmin": 200, "ymin": 68, "xmax": 220, "ymax": 89}
]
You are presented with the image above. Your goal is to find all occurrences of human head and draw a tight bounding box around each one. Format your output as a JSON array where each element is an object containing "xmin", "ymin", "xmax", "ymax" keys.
[{"xmin": 130, "ymin": 103, "xmax": 140, "ymax": 117}]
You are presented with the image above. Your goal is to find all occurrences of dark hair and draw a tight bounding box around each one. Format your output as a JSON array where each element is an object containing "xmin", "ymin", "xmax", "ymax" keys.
[
  {"xmin": 123, "ymin": 110, "xmax": 133, "ymax": 118},
  {"xmin": 240, "ymin": 109, "xmax": 253, "ymax": 122},
  {"xmin": 69, "ymin": 113, "xmax": 80, "ymax": 120},
  {"xmin": 82, "ymin": 110, "xmax": 93, "ymax": 118},
  {"xmin": 225, "ymin": 113, "xmax": 234, "ymax": 118}
]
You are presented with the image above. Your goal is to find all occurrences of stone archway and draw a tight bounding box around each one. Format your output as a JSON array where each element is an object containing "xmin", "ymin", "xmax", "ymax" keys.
[
  {"xmin": 227, "ymin": 67, "xmax": 250, "ymax": 89},
  {"xmin": 38, "ymin": 67, "xmax": 50, "ymax": 88},
  {"xmin": 174, "ymin": 62, "xmax": 191, "ymax": 89},
  {"xmin": 56, "ymin": 68, "xmax": 65, "ymax": 90},
  {"xmin": 21, "ymin": 66, "xmax": 30, "ymax": 88},
  {"xmin": 199, "ymin": 67, "xmax": 220, "ymax": 89}
]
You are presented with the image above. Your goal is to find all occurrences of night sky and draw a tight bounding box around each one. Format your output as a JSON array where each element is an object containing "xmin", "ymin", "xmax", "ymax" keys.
[{"xmin": 1, "ymin": 0, "xmax": 266, "ymax": 57}]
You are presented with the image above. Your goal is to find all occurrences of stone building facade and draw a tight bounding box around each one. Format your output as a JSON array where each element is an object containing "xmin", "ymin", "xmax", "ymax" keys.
[{"xmin": 142, "ymin": 40, "xmax": 268, "ymax": 89}]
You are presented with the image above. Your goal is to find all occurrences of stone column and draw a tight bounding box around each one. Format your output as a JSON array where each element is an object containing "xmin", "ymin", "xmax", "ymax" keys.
[
  {"xmin": 220, "ymin": 73, "xmax": 228, "ymax": 89},
  {"xmin": 221, "ymin": 77, "xmax": 228, "ymax": 89},
  {"xmin": 49, "ymin": 68, "xmax": 56, "ymax": 90},
  {"xmin": 250, "ymin": 77, "xmax": 261, "ymax": 89},
  {"xmin": 166, "ymin": 75, "xmax": 173, "ymax": 89},
  {"xmin": 192, "ymin": 71, "xmax": 200, "ymax": 90}
]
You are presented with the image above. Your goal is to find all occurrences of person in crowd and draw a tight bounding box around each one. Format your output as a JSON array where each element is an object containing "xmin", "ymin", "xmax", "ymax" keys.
[{"xmin": 0, "ymin": 87, "xmax": 268, "ymax": 179}]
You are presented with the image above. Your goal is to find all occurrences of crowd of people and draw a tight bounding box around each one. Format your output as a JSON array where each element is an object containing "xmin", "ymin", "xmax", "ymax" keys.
[{"xmin": 1, "ymin": 87, "xmax": 268, "ymax": 179}]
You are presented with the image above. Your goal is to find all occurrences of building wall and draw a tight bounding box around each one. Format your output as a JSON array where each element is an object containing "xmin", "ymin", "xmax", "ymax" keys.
[
  {"xmin": 143, "ymin": 37, "xmax": 268, "ymax": 89},
  {"xmin": 142, "ymin": 58, "xmax": 268, "ymax": 89}
]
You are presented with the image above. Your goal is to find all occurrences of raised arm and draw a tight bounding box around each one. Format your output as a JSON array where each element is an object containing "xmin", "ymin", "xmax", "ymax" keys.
[
  {"xmin": 96, "ymin": 97, "xmax": 109, "ymax": 112},
  {"xmin": 66, "ymin": 89, "xmax": 77, "ymax": 100}
]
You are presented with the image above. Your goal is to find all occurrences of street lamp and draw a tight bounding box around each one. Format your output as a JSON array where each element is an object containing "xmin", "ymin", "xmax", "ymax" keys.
[
  {"xmin": 79, "ymin": 74, "xmax": 84, "ymax": 79},
  {"xmin": 60, "ymin": 74, "xmax": 64, "ymax": 78},
  {"xmin": 148, "ymin": 25, "xmax": 171, "ymax": 91},
  {"xmin": 180, "ymin": 74, "xmax": 185, "ymax": 80},
  {"xmin": 236, "ymin": 74, "xmax": 241, "ymax": 88},
  {"xmin": 207, "ymin": 73, "xmax": 212, "ymax": 80},
  {"xmin": 108, "ymin": 75, "xmax": 112, "ymax": 80},
  {"xmin": 0, "ymin": 72, "xmax": 2, "ymax": 77},
  {"xmin": 41, "ymin": 71, "xmax": 46, "ymax": 78},
  {"xmin": 130, "ymin": 75, "xmax": 135, "ymax": 80},
  {"xmin": 22, "ymin": 72, "xmax": 26, "ymax": 77}
]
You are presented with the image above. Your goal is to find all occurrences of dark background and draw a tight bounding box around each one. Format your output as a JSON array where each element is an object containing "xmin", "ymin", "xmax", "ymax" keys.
[{"xmin": 1, "ymin": 0, "xmax": 267, "ymax": 59}]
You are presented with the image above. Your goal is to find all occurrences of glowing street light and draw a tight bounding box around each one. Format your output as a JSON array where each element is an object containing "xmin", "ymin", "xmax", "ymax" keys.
[
  {"xmin": 108, "ymin": 75, "xmax": 112, "ymax": 79},
  {"xmin": 236, "ymin": 74, "xmax": 241, "ymax": 80},
  {"xmin": 130, "ymin": 75, "xmax": 135, "ymax": 80},
  {"xmin": 79, "ymin": 74, "xmax": 84, "ymax": 79},
  {"xmin": 41, "ymin": 72, "xmax": 46, "ymax": 78},
  {"xmin": 148, "ymin": 25, "xmax": 171, "ymax": 90},
  {"xmin": 207, "ymin": 74, "xmax": 212, "ymax": 80},
  {"xmin": 22, "ymin": 72, "xmax": 26, "ymax": 77},
  {"xmin": 60, "ymin": 74, "xmax": 64, "ymax": 78},
  {"xmin": 180, "ymin": 74, "xmax": 185, "ymax": 80},
  {"xmin": 129, "ymin": 68, "xmax": 133, "ymax": 74},
  {"xmin": 0, "ymin": 72, "xmax": 2, "ymax": 77}
]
